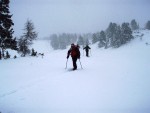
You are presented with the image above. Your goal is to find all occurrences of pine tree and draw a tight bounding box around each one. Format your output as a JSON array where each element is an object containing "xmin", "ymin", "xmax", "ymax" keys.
[
  {"xmin": 92, "ymin": 33, "xmax": 99, "ymax": 44},
  {"xmin": 105, "ymin": 22, "xmax": 133, "ymax": 48},
  {"xmin": 106, "ymin": 22, "xmax": 118, "ymax": 47},
  {"xmin": 50, "ymin": 34, "xmax": 59, "ymax": 50},
  {"xmin": 18, "ymin": 19, "xmax": 38, "ymax": 56},
  {"xmin": 22, "ymin": 19, "xmax": 38, "ymax": 42},
  {"xmin": 50, "ymin": 33, "xmax": 78, "ymax": 50},
  {"xmin": 145, "ymin": 21, "xmax": 150, "ymax": 30},
  {"xmin": 113, "ymin": 25, "xmax": 122, "ymax": 48},
  {"xmin": 121, "ymin": 22, "xmax": 133, "ymax": 44},
  {"xmin": 130, "ymin": 19, "xmax": 139, "ymax": 30},
  {"xmin": 77, "ymin": 35, "xmax": 84, "ymax": 46},
  {"xmin": 59, "ymin": 35, "xmax": 67, "ymax": 49},
  {"xmin": 0, "ymin": 0, "xmax": 15, "ymax": 54},
  {"xmin": 18, "ymin": 38, "xmax": 30, "ymax": 56},
  {"xmin": 98, "ymin": 30, "xmax": 106, "ymax": 48}
]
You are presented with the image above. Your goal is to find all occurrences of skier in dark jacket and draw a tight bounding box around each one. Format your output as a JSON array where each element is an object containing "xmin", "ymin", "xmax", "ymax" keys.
[
  {"xmin": 67, "ymin": 43, "xmax": 80, "ymax": 70},
  {"xmin": 83, "ymin": 45, "xmax": 91, "ymax": 57}
]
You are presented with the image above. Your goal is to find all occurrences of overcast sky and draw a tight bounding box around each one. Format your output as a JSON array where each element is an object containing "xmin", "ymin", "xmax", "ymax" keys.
[{"xmin": 10, "ymin": 0, "xmax": 150, "ymax": 38}]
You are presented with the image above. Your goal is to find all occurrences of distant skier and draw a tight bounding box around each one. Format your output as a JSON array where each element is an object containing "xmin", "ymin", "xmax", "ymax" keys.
[
  {"xmin": 83, "ymin": 44, "xmax": 91, "ymax": 57},
  {"xmin": 67, "ymin": 43, "xmax": 80, "ymax": 70}
]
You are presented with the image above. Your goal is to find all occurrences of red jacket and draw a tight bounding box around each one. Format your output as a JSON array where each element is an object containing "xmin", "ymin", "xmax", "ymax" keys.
[{"xmin": 67, "ymin": 45, "xmax": 80, "ymax": 58}]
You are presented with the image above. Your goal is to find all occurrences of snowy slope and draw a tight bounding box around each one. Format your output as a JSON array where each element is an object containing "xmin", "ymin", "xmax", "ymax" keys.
[{"xmin": 0, "ymin": 30, "xmax": 150, "ymax": 113}]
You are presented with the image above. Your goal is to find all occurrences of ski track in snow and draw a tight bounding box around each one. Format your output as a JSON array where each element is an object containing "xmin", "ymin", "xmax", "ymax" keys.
[{"xmin": 0, "ymin": 76, "xmax": 47, "ymax": 98}]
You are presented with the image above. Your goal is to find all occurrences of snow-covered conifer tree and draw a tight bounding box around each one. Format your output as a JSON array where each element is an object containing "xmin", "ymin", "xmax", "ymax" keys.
[
  {"xmin": 0, "ymin": 0, "xmax": 17, "ymax": 57},
  {"xmin": 77, "ymin": 36, "xmax": 84, "ymax": 46},
  {"xmin": 130, "ymin": 19, "xmax": 139, "ymax": 30},
  {"xmin": 98, "ymin": 30, "xmax": 106, "ymax": 48},
  {"xmin": 121, "ymin": 22, "xmax": 133, "ymax": 44},
  {"xmin": 145, "ymin": 21, "xmax": 150, "ymax": 30}
]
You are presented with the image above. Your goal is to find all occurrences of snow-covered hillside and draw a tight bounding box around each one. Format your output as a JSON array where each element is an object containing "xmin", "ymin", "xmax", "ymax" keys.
[{"xmin": 0, "ymin": 30, "xmax": 150, "ymax": 113}]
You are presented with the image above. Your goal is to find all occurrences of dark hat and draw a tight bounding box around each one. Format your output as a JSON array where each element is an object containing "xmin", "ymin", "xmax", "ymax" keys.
[{"xmin": 71, "ymin": 43, "xmax": 74, "ymax": 46}]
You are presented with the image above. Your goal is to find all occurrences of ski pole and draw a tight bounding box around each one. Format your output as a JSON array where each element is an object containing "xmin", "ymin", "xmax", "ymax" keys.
[
  {"xmin": 83, "ymin": 49, "xmax": 84, "ymax": 56},
  {"xmin": 90, "ymin": 49, "xmax": 92, "ymax": 56},
  {"xmin": 83, "ymin": 46, "xmax": 84, "ymax": 56},
  {"xmin": 65, "ymin": 59, "xmax": 68, "ymax": 69},
  {"xmin": 79, "ymin": 59, "xmax": 83, "ymax": 69}
]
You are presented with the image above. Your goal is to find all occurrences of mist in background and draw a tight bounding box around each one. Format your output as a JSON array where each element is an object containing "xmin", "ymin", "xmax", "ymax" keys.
[{"xmin": 10, "ymin": 0, "xmax": 150, "ymax": 38}]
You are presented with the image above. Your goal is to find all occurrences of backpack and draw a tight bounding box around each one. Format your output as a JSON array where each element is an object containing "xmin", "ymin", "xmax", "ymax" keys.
[{"xmin": 70, "ymin": 45, "xmax": 79, "ymax": 57}]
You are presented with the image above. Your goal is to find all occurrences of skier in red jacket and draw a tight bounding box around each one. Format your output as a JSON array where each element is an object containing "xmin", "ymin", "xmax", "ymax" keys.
[{"xmin": 67, "ymin": 43, "xmax": 80, "ymax": 70}]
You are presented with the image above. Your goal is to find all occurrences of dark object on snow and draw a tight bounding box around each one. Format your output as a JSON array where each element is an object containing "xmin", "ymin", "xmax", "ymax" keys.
[
  {"xmin": 31, "ymin": 48, "xmax": 37, "ymax": 56},
  {"xmin": 145, "ymin": 42, "xmax": 150, "ymax": 45},
  {"xmin": 14, "ymin": 55, "xmax": 17, "ymax": 59},
  {"xmin": 38, "ymin": 53, "xmax": 44, "ymax": 58},
  {"xmin": 5, "ymin": 51, "xmax": 10, "ymax": 59},
  {"xmin": 67, "ymin": 43, "xmax": 80, "ymax": 70},
  {"xmin": 83, "ymin": 45, "xmax": 91, "ymax": 57}
]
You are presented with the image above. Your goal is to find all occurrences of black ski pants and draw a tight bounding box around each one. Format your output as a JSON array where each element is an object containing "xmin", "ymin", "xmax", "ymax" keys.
[
  {"xmin": 72, "ymin": 57, "xmax": 77, "ymax": 69},
  {"xmin": 86, "ymin": 50, "xmax": 89, "ymax": 57}
]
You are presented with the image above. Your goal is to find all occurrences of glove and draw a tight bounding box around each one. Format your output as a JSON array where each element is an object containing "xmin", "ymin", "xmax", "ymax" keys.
[{"xmin": 67, "ymin": 56, "xmax": 69, "ymax": 59}]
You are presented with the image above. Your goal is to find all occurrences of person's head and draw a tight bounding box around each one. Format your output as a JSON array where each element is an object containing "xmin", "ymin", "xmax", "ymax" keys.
[{"xmin": 71, "ymin": 43, "xmax": 74, "ymax": 48}]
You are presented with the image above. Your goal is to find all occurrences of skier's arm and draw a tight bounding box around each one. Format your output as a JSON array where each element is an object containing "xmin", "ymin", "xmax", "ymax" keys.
[
  {"xmin": 88, "ymin": 46, "xmax": 91, "ymax": 49},
  {"xmin": 67, "ymin": 49, "xmax": 71, "ymax": 59}
]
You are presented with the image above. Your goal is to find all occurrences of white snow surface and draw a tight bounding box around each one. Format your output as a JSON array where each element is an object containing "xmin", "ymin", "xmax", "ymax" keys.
[{"xmin": 0, "ymin": 30, "xmax": 150, "ymax": 113}]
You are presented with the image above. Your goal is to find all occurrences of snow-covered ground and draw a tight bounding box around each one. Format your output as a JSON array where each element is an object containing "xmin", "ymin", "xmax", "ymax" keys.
[{"xmin": 0, "ymin": 30, "xmax": 150, "ymax": 113}]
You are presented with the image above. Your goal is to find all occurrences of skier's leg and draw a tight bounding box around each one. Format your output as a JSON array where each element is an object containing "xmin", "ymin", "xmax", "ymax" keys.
[{"xmin": 72, "ymin": 57, "xmax": 77, "ymax": 70}]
